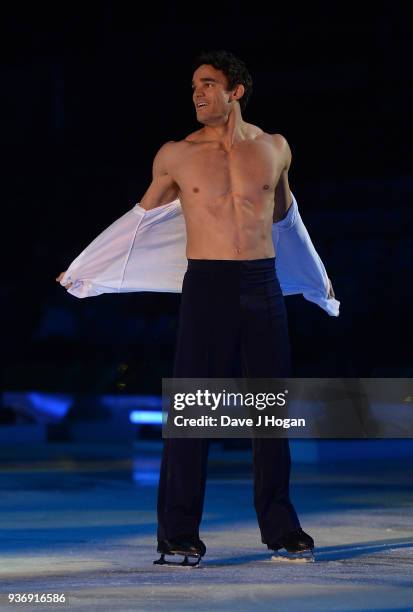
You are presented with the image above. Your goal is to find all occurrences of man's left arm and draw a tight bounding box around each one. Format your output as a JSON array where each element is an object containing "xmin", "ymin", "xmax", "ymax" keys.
[
  {"xmin": 272, "ymin": 134, "xmax": 335, "ymax": 300},
  {"xmin": 272, "ymin": 134, "xmax": 293, "ymax": 223}
]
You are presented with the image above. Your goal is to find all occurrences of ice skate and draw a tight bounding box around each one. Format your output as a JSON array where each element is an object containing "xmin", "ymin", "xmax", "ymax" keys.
[
  {"xmin": 268, "ymin": 528, "xmax": 315, "ymax": 563},
  {"xmin": 154, "ymin": 536, "xmax": 206, "ymax": 567}
]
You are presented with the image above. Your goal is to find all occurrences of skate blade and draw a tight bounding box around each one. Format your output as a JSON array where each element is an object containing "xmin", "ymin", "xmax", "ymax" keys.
[
  {"xmin": 271, "ymin": 550, "xmax": 315, "ymax": 563},
  {"xmin": 154, "ymin": 553, "xmax": 202, "ymax": 568}
]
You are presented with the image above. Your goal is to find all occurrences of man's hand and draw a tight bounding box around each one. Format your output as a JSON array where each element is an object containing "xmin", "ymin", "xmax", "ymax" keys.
[
  {"xmin": 56, "ymin": 271, "xmax": 72, "ymax": 289},
  {"xmin": 327, "ymin": 278, "xmax": 335, "ymax": 299}
]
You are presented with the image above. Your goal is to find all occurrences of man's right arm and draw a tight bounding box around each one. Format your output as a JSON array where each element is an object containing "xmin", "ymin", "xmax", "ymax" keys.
[
  {"xmin": 56, "ymin": 142, "xmax": 180, "ymax": 288},
  {"xmin": 139, "ymin": 141, "xmax": 180, "ymax": 210}
]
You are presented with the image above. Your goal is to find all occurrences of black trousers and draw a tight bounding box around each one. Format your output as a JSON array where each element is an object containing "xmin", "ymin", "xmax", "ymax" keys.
[{"xmin": 157, "ymin": 257, "xmax": 301, "ymax": 545}]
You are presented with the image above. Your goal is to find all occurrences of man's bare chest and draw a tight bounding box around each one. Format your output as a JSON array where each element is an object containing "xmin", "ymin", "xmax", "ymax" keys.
[{"xmin": 172, "ymin": 141, "xmax": 284, "ymax": 196}]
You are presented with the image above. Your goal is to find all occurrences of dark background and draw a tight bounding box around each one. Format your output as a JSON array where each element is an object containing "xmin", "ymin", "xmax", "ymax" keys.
[{"xmin": 2, "ymin": 2, "xmax": 412, "ymax": 397}]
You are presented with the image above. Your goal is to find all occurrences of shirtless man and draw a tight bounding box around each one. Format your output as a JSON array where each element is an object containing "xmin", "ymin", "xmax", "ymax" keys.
[
  {"xmin": 139, "ymin": 69, "xmax": 292, "ymax": 256},
  {"xmin": 58, "ymin": 50, "xmax": 317, "ymax": 564},
  {"xmin": 146, "ymin": 50, "xmax": 317, "ymax": 566}
]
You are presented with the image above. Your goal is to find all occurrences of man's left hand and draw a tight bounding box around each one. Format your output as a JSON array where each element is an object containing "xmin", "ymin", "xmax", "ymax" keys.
[{"xmin": 327, "ymin": 278, "xmax": 335, "ymax": 299}]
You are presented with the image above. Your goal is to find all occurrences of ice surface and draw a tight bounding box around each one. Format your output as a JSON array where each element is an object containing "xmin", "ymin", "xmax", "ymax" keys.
[{"xmin": 0, "ymin": 443, "xmax": 412, "ymax": 611}]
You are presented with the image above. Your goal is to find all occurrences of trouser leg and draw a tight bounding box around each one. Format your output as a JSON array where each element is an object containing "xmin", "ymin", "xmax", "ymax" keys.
[
  {"xmin": 240, "ymin": 263, "xmax": 301, "ymax": 543},
  {"xmin": 157, "ymin": 437, "xmax": 210, "ymax": 540},
  {"xmin": 252, "ymin": 438, "xmax": 300, "ymax": 544},
  {"xmin": 157, "ymin": 264, "xmax": 241, "ymax": 540}
]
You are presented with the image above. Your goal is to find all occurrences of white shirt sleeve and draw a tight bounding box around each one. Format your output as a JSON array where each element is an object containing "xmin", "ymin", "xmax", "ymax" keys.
[
  {"xmin": 272, "ymin": 194, "xmax": 340, "ymax": 316},
  {"xmin": 60, "ymin": 193, "xmax": 340, "ymax": 316}
]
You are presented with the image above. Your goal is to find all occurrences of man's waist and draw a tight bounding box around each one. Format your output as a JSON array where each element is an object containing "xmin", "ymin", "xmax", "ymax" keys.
[{"xmin": 186, "ymin": 256, "xmax": 276, "ymax": 271}]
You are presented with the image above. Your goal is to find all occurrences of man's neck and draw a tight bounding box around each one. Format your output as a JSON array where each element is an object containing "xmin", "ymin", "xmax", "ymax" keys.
[{"xmin": 202, "ymin": 105, "xmax": 248, "ymax": 150}]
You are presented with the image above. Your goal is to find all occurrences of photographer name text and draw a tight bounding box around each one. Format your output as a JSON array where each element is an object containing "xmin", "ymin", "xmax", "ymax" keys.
[{"xmin": 173, "ymin": 415, "xmax": 305, "ymax": 429}]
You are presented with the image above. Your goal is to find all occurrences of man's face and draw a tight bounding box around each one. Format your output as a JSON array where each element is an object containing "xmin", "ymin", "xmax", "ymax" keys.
[{"xmin": 191, "ymin": 64, "xmax": 233, "ymax": 124}]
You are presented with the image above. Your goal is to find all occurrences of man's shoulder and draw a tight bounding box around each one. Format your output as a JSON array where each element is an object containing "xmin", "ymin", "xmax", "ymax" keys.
[
  {"xmin": 155, "ymin": 139, "xmax": 190, "ymax": 162},
  {"xmin": 267, "ymin": 132, "xmax": 290, "ymax": 150},
  {"xmin": 246, "ymin": 126, "xmax": 290, "ymax": 150},
  {"xmin": 158, "ymin": 139, "xmax": 188, "ymax": 151},
  {"xmin": 266, "ymin": 133, "xmax": 292, "ymax": 166},
  {"xmin": 182, "ymin": 128, "xmax": 207, "ymax": 144}
]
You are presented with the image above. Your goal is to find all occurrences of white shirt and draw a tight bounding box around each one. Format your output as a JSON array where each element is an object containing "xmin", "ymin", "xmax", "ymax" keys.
[{"xmin": 61, "ymin": 194, "xmax": 340, "ymax": 316}]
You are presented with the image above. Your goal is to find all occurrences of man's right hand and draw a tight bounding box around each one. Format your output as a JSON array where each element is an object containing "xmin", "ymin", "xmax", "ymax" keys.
[{"xmin": 56, "ymin": 271, "xmax": 72, "ymax": 289}]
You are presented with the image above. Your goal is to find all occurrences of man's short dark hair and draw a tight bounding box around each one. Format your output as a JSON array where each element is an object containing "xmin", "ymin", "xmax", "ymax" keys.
[{"xmin": 192, "ymin": 50, "xmax": 253, "ymax": 112}]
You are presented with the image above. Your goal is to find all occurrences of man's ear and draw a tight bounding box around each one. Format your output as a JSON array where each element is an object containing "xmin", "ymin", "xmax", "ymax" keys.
[{"xmin": 229, "ymin": 83, "xmax": 245, "ymax": 103}]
